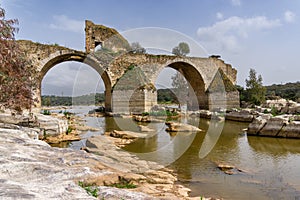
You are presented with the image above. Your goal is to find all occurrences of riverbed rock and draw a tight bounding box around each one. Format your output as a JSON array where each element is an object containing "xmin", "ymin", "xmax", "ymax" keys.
[
  {"xmin": 165, "ymin": 122, "xmax": 202, "ymax": 132},
  {"xmin": 225, "ymin": 110, "xmax": 254, "ymax": 122},
  {"xmin": 85, "ymin": 135, "xmax": 191, "ymax": 199},
  {"xmin": 134, "ymin": 115, "xmax": 151, "ymax": 122},
  {"xmin": 259, "ymin": 116, "xmax": 289, "ymax": 137},
  {"xmin": 247, "ymin": 114, "xmax": 272, "ymax": 135},
  {"xmin": 35, "ymin": 114, "xmax": 68, "ymax": 137},
  {"xmin": 138, "ymin": 125, "xmax": 155, "ymax": 132},
  {"xmin": 0, "ymin": 127, "xmax": 193, "ymax": 199},
  {"xmin": 277, "ymin": 121, "xmax": 300, "ymax": 138},
  {"xmin": 107, "ymin": 130, "xmax": 148, "ymax": 139}
]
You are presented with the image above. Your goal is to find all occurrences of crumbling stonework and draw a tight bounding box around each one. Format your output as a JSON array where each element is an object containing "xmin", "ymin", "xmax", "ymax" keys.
[{"xmin": 85, "ymin": 20, "xmax": 130, "ymax": 53}]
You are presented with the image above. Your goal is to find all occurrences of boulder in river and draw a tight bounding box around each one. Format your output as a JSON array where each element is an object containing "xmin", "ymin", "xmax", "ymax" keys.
[
  {"xmin": 165, "ymin": 122, "xmax": 202, "ymax": 132},
  {"xmin": 225, "ymin": 110, "xmax": 254, "ymax": 122}
]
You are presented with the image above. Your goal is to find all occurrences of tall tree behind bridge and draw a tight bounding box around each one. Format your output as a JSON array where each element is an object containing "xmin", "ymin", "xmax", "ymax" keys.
[
  {"xmin": 245, "ymin": 68, "xmax": 266, "ymax": 105},
  {"xmin": 172, "ymin": 42, "xmax": 190, "ymax": 56},
  {"xmin": 0, "ymin": 6, "xmax": 37, "ymax": 112},
  {"xmin": 171, "ymin": 70, "xmax": 188, "ymax": 109}
]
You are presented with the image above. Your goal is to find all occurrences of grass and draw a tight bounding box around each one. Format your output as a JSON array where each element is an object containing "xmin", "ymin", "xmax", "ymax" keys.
[
  {"xmin": 42, "ymin": 110, "xmax": 51, "ymax": 115},
  {"xmin": 66, "ymin": 127, "xmax": 73, "ymax": 134},
  {"xmin": 106, "ymin": 176, "xmax": 137, "ymax": 189},
  {"xmin": 78, "ymin": 181, "xmax": 98, "ymax": 198}
]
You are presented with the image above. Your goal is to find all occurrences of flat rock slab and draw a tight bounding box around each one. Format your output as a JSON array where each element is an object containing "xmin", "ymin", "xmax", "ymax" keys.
[
  {"xmin": 107, "ymin": 130, "xmax": 148, "ymax": 139},
  {"xmin": 165, "ymin": 122, "xmax": 202, "ymax": 132}
]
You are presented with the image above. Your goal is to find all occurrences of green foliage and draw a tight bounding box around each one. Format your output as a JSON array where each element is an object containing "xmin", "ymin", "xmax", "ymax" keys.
[
  {"xmin": 66, "ymin": 127, "xmax": 73, "ymax": 134},
  {"xmin": 157, "ymin": 88, "xmax": 177, "ymax": 103},
  {"xmin": 42, "ymin": 110, "xmax": 51, "ymax": 115},
  {"xmin": 41, "ymin": 93, "xmax": 105, "ymax": 106},
  {"xmin": 171, "ymin": 72, "xmax": 188, "ymax": 108},
  {"xmin": 172, "ymin": 42, "xmax": 190, "ymax": 56},
  {"xmin": 0, "ymin": 6, "xmax": 38, "ymax": 112},
  {"xmin": 127, "ymin": 64, "xmax": 135, "ymax": 70},
  {"xmin": 78, "ymin": 181, "xmax": 98, "ymax": 198},
  {"xmin": 245, "ymin": 68, "xmax": 266, "ymax": 105},
  {"xmin": 266, "ymin": 82, "xmax": 300, "ymax": 102},
  {"xmin": 106, "ymin": 177, "xmax": 137, "ymax": 189},
  {"xmin": 142, "ymin": 112, "xmax": 149, "ymax": 116},
  {"xmin": 270, "ymin": 106, "xmax": 281, "ymax": 116}
]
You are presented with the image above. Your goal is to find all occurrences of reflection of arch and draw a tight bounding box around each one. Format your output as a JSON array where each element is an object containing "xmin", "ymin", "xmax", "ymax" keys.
[
  {"xmin": 153, "ymin": 61, "xmax": 208, "ymax": 110},
  {"xmin": 37, "ymin": 51, "xmax": 112, "ymax": 111}
]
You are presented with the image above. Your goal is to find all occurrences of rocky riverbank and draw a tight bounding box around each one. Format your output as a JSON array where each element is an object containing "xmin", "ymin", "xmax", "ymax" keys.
[{"xmin": 0, "ymin": 111, "xmax": 212, "ymax": 199}]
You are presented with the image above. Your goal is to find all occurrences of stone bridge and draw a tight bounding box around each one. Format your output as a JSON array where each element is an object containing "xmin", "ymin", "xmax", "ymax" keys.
[{"xmin": 17, "ymin": 20, "xmax": 239, "ymax": 113}]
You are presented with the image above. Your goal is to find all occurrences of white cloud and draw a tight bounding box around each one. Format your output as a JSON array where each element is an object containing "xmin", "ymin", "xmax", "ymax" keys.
[
  {"xmin": 231, "ymin": 0, "xmax": 241, "ymax": 6},
  {"xmin": 49, "ymin": 15, "xmax": 84, "ymax": 34},
  {"xmin": 197, "ymin": 16, "xmax": 281, "ymax": 52},
  {"xmin": 216, "ymin": 12, "xmax": 224, "ymax": 20},
  {"xmin": 284, "ymin": 10, "xmax": 296, "ymax": 23}
]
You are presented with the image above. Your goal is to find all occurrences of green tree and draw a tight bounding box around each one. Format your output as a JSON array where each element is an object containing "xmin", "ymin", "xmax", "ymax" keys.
[
  {"xmin": 245, "ymin": 68, "xmax": 266, "ymax": 105},
  {"xmin": 130, "ymin": 42, "xmax": 146, "ymax": 54},
  {"xmin": 0, "ymin": 5, "xmax": 37, "ymax": 112},
  {"xmin": 171, "ymin": 71, "xmax": 188, "ymax": 108},
  {"xmin": 172, "ymin": 42, "xmax": 190, "ymax": 56}
]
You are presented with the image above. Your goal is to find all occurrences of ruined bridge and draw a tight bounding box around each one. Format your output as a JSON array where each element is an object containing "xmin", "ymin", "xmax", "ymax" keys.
[{"xmin": 18, "ymin": 20, "xmax": 239, "ymax": 113}]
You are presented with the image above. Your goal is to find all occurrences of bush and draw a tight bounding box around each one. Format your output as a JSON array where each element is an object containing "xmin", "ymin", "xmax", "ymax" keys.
[
  {"xmin": 42, "ymin": 110, "xmax": 51, "ymax": 115},
  {"xmin": 78, "ymin": 181, "xmax": 98, "ymax": 198}
]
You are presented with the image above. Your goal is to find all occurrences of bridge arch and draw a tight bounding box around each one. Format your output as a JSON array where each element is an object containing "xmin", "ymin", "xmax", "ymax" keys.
[
  {"xmin": 37, "ymin": 51, "xmax": 112, "ymax": 110},
  {"xmin": 153, "ymin": 60, "xmax": 208, "ymax": 110}
]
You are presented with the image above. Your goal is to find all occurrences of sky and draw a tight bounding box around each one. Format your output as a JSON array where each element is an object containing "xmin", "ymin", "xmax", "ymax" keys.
[{"xmin": 1, "ymin": 0, "xmax": 300, "ymax": 96}]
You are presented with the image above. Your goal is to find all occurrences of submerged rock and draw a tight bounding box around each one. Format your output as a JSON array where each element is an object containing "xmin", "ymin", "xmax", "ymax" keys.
[{"xmin": 165, "ymin": 122, "xmax": 202, "ymax": 132}]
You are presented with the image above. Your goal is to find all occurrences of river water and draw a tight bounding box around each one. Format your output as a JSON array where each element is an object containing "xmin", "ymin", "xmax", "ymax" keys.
[{"xmin": 58, "ymin": 107, "xmax": 300, "ymax": 200}]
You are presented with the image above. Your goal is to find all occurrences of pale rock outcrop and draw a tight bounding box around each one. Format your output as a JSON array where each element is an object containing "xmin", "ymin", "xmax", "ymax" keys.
[
  {"xmin": 225, "ymin": 109, "xmax": 254, "ymax": 122},
  {"xmin": 165, "ymin": 122, "xmax": 202, "ymax": 132}
]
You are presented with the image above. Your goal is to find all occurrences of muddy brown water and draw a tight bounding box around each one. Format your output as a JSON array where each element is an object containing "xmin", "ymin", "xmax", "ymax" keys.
[{"xmin": 53, "ymin": 107, "xmax": 300, "ymax": 200}]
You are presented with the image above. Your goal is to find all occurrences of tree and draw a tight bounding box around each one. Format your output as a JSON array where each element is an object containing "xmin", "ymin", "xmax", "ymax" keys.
[
  {"xmin": 130, "ymin": 42, "xmax": 146, "ymax": 54},
  {"xmin": 172, "ymin": 42, "xmax": 190, "ymax": 56},
  {"xmin": 0, "ymin": 6, "xmax": 37, "ymax": 112},
  {"xmin": 245, "ymin": 68, "xmax": 266, "ymax": 105},
  {"xmin": 171, "ymin": 71, "xmax": 188, "ymax": 109}
]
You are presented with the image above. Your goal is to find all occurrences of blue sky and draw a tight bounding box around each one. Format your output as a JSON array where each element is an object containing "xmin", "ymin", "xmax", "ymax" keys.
[{"xmin": 1, "ymin": 0, "xmax": 300, "ymax": 96}]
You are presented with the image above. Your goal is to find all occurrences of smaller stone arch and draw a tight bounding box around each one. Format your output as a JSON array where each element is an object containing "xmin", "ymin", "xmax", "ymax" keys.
[{"xmin": 37, "ymin": 51, "xmax": 113, "ymax": 111}]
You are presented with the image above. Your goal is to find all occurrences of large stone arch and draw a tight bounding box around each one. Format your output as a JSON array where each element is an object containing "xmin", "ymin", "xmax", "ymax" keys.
[
  {"xmin": 37, "ymin": 51, "xmax": 113, "ymax": 111},
  {"xmin": 152, "ymin": 60, "xmax": 208, "ymax": 110}
]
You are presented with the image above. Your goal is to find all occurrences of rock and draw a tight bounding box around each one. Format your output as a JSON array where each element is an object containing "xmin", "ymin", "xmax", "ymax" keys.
[
  {"xmin": 225, "ymin": 110, "xmax": 254, "ymax": 122},
  {"xmin": 165, "ymin": 122, "xmax": 202, "ymax": 132},
  {"xmin": 247, "ymin": 114, "xmax": 272, "ymax": 135},
  {"xmin": 35, "ymin": 114, "xmax": 68, "ymax": 137},
  {"xmin": 199, "ymin": 110, "xmax": 212, "ymax": 119},
  {"xmin": 278, "ymin": 121, "xmax": 300, "ymax": 138},
  {"xmin": 216, "ymin": 163, "xmax": 245, "ymax": 175},
  {"xmin": 134, "ymin": 115, "xmax": 151, "ymax": 122},
  {"xmin": 108, "ymin": 130, "xmax": 148, "ymax": 139},
  {"xmin": 0, "ymin": 128, "xmax": 190, "ymax": 199},
  {"xmin": 259, "ymin": 116, "xmax": 289, "ymax": 137},
  {"xmin": 97, "ymin": 186, "xmax": 157, "ymax": 200},
  {"xmin": 138, "ymin": 125, "xmax": 154, "ymax": 132}
]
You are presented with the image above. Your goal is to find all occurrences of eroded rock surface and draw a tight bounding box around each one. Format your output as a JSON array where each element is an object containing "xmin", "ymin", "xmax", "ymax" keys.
[{"xmin": 0, "ymin": 127, "xmax": 194, "ymax": 199}]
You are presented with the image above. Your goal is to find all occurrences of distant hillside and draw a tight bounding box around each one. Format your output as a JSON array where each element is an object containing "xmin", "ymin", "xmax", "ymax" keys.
[
  {"xmin": 42, "ymin": 89, "xmax": 178, "ymax": 106},
  {"xmin": 266, "ymin": 82, "xmax": 300, "ymax": 102},
  {"xmin": 41, "ymin": 93, "xmax": 105, "ymax": 106}
]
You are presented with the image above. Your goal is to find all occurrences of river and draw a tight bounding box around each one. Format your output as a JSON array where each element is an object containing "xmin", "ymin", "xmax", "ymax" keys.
[{"xmin": 54, "ymin": 107, "xmax": 300, "ymax": 200}]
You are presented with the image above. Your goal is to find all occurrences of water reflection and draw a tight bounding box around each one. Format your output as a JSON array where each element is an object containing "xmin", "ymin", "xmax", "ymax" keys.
[{"xmin": 247, "ymin": 136, "xmax": 300, "ymax": 156}]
